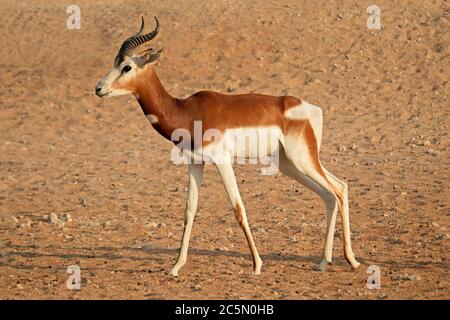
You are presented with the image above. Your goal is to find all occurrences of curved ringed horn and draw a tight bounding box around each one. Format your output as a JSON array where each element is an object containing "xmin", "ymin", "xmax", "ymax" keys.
[{"xmin": 116, "ymin": 16, "xmax": 160, "ymax": 61}]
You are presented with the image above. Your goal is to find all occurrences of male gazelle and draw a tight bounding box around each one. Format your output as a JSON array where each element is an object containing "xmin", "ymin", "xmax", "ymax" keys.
[{"xmin": 95, "ymin": 17, "xmax": 360, "ymax": 276}]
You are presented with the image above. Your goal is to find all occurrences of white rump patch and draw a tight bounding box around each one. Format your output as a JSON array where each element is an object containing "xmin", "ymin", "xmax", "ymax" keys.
[{"xmin": 284, "ymin": 101, "xmax": 323, "ymax": 149}]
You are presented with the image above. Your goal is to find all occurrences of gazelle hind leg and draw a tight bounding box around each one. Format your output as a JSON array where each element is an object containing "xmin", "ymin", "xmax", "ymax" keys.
[
  {"xmin": 278, "ymin": 149, "xmax": 338, "ymax": 271},
  {"xmin": 215, "ymin": 162, "xmax": 263, "ymax": 275},
  {"xmin": 281, "ymin": 130, "xmax": 360, "ymax": 270},
  {"xmin": 323, "ymin": 168, "xmax": 360, "ymax": 268}
]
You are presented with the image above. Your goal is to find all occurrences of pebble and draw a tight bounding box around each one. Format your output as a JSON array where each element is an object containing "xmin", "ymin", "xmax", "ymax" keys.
[
  {"xmin": 49, "ymin": 212, "xmax": 59, "ymax": 224},
  {"xmin": 430, "ymin": 222, "xmax": 439, "ymax": 228},
  {"xmin": 391, "ymin": 273, "xmax": 420, "ymax": 281},
  {"xmin": 19, "ymin": 220, "xmax": 32, "ymax": 228},
  {"xmin": 48, "ymin": 212, "xmax": 65, "ymax": 227}
]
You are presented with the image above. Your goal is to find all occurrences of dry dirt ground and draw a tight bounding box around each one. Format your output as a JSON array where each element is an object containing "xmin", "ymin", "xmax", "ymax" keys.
[{"xmin": 0, "ymin": 0, "xmax": 448, "ymax": 299}]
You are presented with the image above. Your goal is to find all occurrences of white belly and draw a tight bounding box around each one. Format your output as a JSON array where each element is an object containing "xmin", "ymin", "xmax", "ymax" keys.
[
  {"xmin": 174, "ymin": 126, "xmax": 284, "ymax": 166},
  {"xmin": 223, "ymin": 126, "xmax": 283, "ymax": 159}
]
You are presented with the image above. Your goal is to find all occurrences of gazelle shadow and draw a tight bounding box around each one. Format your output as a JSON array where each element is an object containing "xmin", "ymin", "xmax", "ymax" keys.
[
  {"xmin": 0, "ymin": 243, "xmax": 320, "ymax": 273},
  {"xmin": 5, "ymin": 243, "xmax": 446, "ymax": 272}
]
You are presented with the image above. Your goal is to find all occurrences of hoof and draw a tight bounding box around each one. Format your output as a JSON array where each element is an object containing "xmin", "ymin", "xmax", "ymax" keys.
[
  {"xmin": 317, "ymin": 260, "xmax": 329, "ymax": 272},
  {"xmin": 252, "ymin": 269, "xmax": 262, "ymax": 276},
  {"xmin": 346, "ymin": 252, "xmax": 361, "ymax": 269},
  {"xmin": 252, "ymin": 259, "xmax": 263, "ymax": 275},
  {"xmin": 169, "ymin": 268, "xmax": 179, "ymax": 277}
]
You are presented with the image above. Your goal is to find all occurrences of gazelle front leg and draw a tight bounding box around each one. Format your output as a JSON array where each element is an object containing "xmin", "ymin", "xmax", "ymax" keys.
[
  {"xmin": 170, "ymin": 163, "xmax": 204, "ymax": 276},
  {"xmin": 215, "ymin": 162, "xmax": 263, "ymax": 275}
]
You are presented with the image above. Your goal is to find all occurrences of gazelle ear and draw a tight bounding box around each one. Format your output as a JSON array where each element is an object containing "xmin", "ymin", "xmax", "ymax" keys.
[{"xmin": 143, "ymin": 48, "xmax": 163, "ymax": 65}]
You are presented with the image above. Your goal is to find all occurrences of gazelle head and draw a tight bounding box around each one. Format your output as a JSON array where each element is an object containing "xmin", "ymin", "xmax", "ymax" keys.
[{"xmin": 95, "ymin": 17, "xmax": 163, "ymax": 98}]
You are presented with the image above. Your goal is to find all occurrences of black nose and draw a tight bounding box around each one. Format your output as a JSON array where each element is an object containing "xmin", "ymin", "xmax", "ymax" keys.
[{"xmin": 95, "ymin": 86, "xmax": 101, "ymax": 94}]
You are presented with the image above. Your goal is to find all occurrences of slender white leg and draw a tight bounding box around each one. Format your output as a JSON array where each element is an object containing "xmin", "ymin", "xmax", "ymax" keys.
[
  {"xmin": 215, "ymin": 162, "xmax": 263, "ymax": 275},
  {"xmin": 280, "ymin": 130, "xmax": 360, "ymax": 270},
  {"xmin": 170, "ymin": 163, "xmax": 204, "ymax": 276},
  {"xmin": 278, "ymin": 150, "xmax": 337, "ymax": 271},
  {"xmin": 323, "ymin": 168, "xmax": 360, "ymax": 268}
]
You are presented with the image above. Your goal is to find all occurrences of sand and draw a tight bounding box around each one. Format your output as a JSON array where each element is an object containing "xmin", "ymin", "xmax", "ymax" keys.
[{"xmin": 0, "ymin": 0, "xmax": 448, "ymax": 299}]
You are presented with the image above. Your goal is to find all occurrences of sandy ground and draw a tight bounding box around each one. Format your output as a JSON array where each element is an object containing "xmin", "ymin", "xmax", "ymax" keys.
[{"xmin": 0, "ymin": 0, "xmax": 448, "ymax": 299}]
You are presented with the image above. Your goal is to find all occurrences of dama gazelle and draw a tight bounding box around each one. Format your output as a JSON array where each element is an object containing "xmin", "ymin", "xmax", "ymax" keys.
[{"xmin": 95, "ymin": 17, "xmax": 360, "ymax": 276}]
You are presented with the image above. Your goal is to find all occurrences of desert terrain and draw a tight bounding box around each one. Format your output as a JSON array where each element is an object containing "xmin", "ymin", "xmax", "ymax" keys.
[{"xmin": 0, "ymin": 0, "xmax": 448, "ymax": 299}]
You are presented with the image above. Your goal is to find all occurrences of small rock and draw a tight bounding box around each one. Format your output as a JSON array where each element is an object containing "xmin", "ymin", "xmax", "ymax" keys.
[
  {"xmin": 338, "ymin": 145, "xmax": 346, "ymax": 152},
  {"xmin": 148, "ymin": 222, "xmax": 158, "ymax": 228},
  {"xmin": 100, "ymin": 221, "xmax": 110, "ymax": 228},
  {"xmin": 391, "ymin": 273, "xmax": 420, "ymax": 281},
  {"xmin": 430, "ymin": 222, "xmax": 439, "ymax": 228},
  {"xmin": 49, "ymin": 212, "xmax": 60, "ymax": 224},
  {"xmin": 19, "ymin": 220, "xmax": 32, "ymax": 228},
  {"xmin": 48, "ymin": 212, "xmax": 64, "ymax": 227},
  {"xmin": 16, "ymin": 284, "xmax": 23, "ymax": 290},
  {"xmin": 65, "ymin": 214, "xmax": 73, "ymax": 223}
]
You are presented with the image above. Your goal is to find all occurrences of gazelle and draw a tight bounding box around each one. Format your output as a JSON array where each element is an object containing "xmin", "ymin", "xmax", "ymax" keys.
[{"xmin": 95, "ymin": 17, "xmax": 360, "ymax": 276}]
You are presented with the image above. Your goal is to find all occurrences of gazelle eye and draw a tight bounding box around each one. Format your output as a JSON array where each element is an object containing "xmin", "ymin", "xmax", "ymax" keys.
[{"xmin": 122, "ymin": 65, "xmax": 132, "ymax": 73}]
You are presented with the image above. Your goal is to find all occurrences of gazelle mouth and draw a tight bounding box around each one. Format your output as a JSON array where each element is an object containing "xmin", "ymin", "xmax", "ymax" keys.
[{"xmin": 96, "ymin": 91, "xmax": 112, "ymax": 98}]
